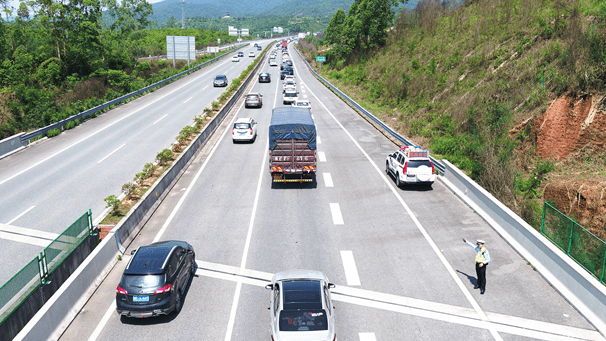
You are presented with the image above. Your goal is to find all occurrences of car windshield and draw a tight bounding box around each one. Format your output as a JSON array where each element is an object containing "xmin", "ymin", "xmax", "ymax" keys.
[
  {"xmin": 407, "ymin": 160, "xmax": 432, "ymax": 168},
  {"xmin": 121, "ymin": 274, "xmax": 164, "ymax": 289},
  {"xmin": 260, "ymin": 74, "xmax": 269, "ymax": 77},
  {"xmin": 234, "ymin": 123, "xmax": 250, "ymax": 129},
  {"xmin": 215, "ymin": 76, "xmax": 225, "ymax": 80},
  {"xmin": 279, "ymin": 310, "xmax": 328, "ymax": 331}
]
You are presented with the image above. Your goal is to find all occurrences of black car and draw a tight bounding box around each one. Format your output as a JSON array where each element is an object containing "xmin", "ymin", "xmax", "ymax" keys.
[
  {"xmin": 285, "ymin": 60, "xmax": 293, "ymax": 67},
  {"xmin": 280, "ymin": 70, "xmax": 290, "ymax": 80},
  {"xmin": 238, "ymin": 51, "xmax": 244, "ymax": 57},
  {"xmin": 280, "ymin": 62, "xmax": 288, "ymax": 70},
  {"xmin": 116, "ymin": 241, "xmax": 196, "ymax": 318},
  {"xmin": 259, "ymin": 72, "xmax": 271, "ymax": 83},
  {"xmin": 213, "ymin": 74, "xmax": 228, "ymax": 87},
  {"xmin": 257, "ymin": 46, "xmax": 262, "ymax": 51},
  {"xmin": 284, "ymin": 66, "xmax": 294, "ymax": 75}
]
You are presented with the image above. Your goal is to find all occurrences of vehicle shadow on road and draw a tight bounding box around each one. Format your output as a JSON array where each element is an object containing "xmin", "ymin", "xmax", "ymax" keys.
[
  {"xmin": 456, "ymin": 270, "xmax": 478, "ymax": 288},
  {"xmin": 120, "ymin": 265, "xmax": 197, "ymax": 326}
]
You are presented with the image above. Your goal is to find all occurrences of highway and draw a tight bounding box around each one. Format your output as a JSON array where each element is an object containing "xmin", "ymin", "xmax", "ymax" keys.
[
  {"xmin": 54, "ymin": 42, "xmax": 603, "ymax": 341},
  {"xmin": 0, "ymin": 41, "xmax": 271, "ymax": 285}
]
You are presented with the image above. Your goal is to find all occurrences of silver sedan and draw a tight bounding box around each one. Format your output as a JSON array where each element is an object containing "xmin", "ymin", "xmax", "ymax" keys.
[{"xmin": 265, "ymin": 270, "xmax": 337, "ymax": 341}]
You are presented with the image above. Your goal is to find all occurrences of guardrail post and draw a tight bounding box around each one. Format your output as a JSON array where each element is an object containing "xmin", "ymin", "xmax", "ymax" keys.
[
  {"xmin": 540, "ymin": 201, "xmax": 546, "ymax": 234},
  {"xmin": 38, "ymin": 251, "xmax": 51, "ymax": 285},
  {"xmin": 87, "ymin": 209, "xmax": 96, "ymax": 236},
  {"xmin": 567, "ymin": 219, "xmax": 574, "ymax": 255},
  {"xmin": 601, "ymin": 247, "xmax": 606, "ymax": 284}
]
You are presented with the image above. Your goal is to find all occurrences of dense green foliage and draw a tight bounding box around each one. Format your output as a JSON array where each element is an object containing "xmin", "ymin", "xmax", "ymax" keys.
[
  {"xmin": 323, "ymin": 0, "xmax": 406, "ymax": 64},
  {"xmin": 0, "ymin": 0, "xmax": 239, "ymax": 139},
  {"xmin": 312, "ymin": 0, "xmax": 606, "ymax": 208}
]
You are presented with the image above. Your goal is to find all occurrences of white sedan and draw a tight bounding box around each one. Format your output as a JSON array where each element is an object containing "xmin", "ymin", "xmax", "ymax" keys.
[
  {"xmin": 269, "ymin": 59, "xmax": 278, "ymax": 67},
  {"xmin": 292, "ymin": 100, "xmax": 312, "ymax": 111},
  {"xmin": 249, "ymin": 51, "xmax": 256, "ymax": 57},
  {"xmin": 232, "ymin": 56, "xmax": 239, "ymax": 62},
  {"xmin": 232, "ymin": 118, "xmax": 257, "ymax": 143}
]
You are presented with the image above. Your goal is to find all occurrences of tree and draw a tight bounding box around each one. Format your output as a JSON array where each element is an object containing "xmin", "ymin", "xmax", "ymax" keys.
[
  {"xmin": 325, "ymin": 8, "xmax": 346, "ymax": 45},
  {"xmin": 0, "ymin": 0, "xmax": 14, "ymax": 50}
]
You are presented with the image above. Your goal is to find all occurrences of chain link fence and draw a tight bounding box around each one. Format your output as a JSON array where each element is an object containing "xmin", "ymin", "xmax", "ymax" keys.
[
  {"xmin": 0, "ymin": 210, "xmax": 94, "ymax": 324},
  {"xmin": 541, "ymin": 202, "xmax": 606, "ymax": 284}
]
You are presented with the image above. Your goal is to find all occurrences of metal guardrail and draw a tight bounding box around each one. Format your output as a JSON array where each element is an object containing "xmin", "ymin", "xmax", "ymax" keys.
[
  {"xmin": 19, "ymin": 43, "xmax": 249, "ymax": 144},
  {"xmin": 293, "ymin": 47, "xmax": 446, "ymax": 175}
]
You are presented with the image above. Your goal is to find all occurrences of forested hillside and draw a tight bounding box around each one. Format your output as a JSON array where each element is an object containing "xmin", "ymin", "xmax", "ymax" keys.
[
  {"xmin": 0, "ymin": 0, "xmax": 239, "ymax": 140},
  {"xmin": 183, "ymin": 16, "xmax": 330, "ymax": 36},
  {"xmin": 301, "ymin": 0, "xmax": 606, "ymax": 235}
]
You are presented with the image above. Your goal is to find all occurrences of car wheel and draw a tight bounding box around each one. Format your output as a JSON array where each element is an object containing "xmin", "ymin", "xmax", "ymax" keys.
[
  {"xmin": 174, "ymin": 291, "xmax": 183, "ymax": 314},
  {"xmin": 385, "ymin": 161, "xmax": 390, "ymax": 174},
  {"xmin": 395, "ymin": 174, "xmax": 401, "ymax": 188}
]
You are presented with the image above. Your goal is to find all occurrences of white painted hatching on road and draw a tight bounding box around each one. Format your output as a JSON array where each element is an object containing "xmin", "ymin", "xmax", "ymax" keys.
[
  {"xmin": 330, "ymin": 203, "xmax": 344, "ymax": 225},
  {"xmin": 323, "ymin": 173, "xmax": 334, "ymax": 187},
  {"xmin": 318, "ymin": 151, "xmax": 327, "ymax": 162},
  {"xmin": 359, "ymin": 333, "xmax": 377, "ymax": 341},
  {"xmin": 341, "ymin": 251, "xmax": 361, "ymax": 286}
]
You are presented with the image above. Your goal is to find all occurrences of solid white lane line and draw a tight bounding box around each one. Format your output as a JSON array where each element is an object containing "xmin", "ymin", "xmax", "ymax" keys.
[
  {"xmin": 0, "ymin": 223, "xmax": 58, "ymax": 241},
  {"xmin": 359, "ymin": 333, "xmax": 377, "ymax": 341},
  {"xmin": 7, "ymin": 205, "xmax": 35, "ymax": 225},
  {"xmin": 323, "ymin": 173, "xmax": 334, "ymax": 187},
  {"xmin": 330, "ymin": 203, "xmax": 344, "ymax": 225},
  {"xmin": 224, "ymin": 139, "xmax": 269, "ymax": 341},
  {"xmin": 88, "ymin": 90, "xmax": 247, "ymax": 341},
  {"xmin": 317, "ymin": 136, "xmax": 322, "ymax": 144},
  {"xmin": 193, "ymin": 260, "xmax": 603, "ymax": 341},
  {"xmin": 97, "ymin": 143, "xmax": 125, "ymax": 164},
  {"xmin": 184, "ymin": 96, "xmax": 194, "ymax": 103},
  {"xmin": 87, "ymin": 301, "xmax": 116, "ymax": 341},
  {"xmin": 0, "ymin": 52, "xmax": 235, "ymax": 186},
  {"xmin": 300, "ymin": 67, "xmax": 503, "ymax": 341},
  {"xmin": 340, "ymin": 251, "xmax": 361, "ymax": 286},
  {"xmin": 318, "ymin": 151, "xmax": 327, "ymax": 162}
]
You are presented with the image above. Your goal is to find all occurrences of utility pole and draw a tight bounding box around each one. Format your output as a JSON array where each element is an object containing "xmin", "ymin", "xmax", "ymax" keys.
[{"xmin": 181, "ymin": 0, "xmax": 185, "ymax": 29}]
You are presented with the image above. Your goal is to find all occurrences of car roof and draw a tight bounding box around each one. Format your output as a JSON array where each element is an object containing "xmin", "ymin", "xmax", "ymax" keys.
[
  {"xmin": 235, "ymin": 117, "xmax": 253, "ymax": 123},
  {"xmin": 273, "ymin": 269, "xmax": 327, "ymax": 282},
  {"xmin": 124, "ymin": 241, "xmax": 187, "ymax": 275}
]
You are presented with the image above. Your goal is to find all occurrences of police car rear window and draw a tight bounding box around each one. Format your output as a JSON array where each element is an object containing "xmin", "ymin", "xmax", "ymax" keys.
[{"xmin": 407, "ymin": 160, "xmax": 432, "ymax": 168}]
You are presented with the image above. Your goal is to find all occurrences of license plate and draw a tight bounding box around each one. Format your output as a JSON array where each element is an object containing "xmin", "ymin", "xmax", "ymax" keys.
[
  {"xmin": 239, "ymin": 132, "xmax": 245, "ymax": 135},
  {"xmin": 133, "ymin": 295, "xmax": 149, "ymax": 302}
]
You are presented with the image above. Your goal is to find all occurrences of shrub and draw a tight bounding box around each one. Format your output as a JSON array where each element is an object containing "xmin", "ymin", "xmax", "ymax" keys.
[
  {"xmin": 122, "ymin": 182, "xmax": 137, "ymax": 199},
  {"xmin": 156, "ymin": 149, "xmax": 173, "ymax": 166},
  {"xmin": 104, "ymin": 195, "xmax": 121, "ymax": 213},
  {"xmin": 46, "ymin": 128, "xmax": 60, "ymax": 137}
]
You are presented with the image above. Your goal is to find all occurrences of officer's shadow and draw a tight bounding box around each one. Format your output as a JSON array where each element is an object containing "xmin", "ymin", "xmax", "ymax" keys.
[{"xmin": 456, "ymin": 270, "xmax": 478, "ymax": 287}]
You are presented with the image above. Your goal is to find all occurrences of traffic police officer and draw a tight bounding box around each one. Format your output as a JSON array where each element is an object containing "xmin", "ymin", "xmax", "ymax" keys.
[{"xmin": 463, "ymin": 239, "xmax": 490, "ymax": 294}]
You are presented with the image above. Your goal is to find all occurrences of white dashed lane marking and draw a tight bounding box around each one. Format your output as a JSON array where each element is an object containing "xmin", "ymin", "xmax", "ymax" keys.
[
  {"xmin": 359, "ymin": 333, "xmax": 377, "ymax": 341},
  {"xmin": 323, "ymin": 173, "xmax": 334, "ymax": 187},
  {"xmin": 318, "ymin": 151, "xmax": 327, "ymax": 162},
  {"xmin": 153, "ymin": 114, "xmax": 168, "ymax": 125},
  {"xmin": 317, "ymin": 136, "xmax": 322, "ymax": 144},
  {"xmin": 341, "ymin": 250, "xmax": 361, "ymax": 286},
  {"xmin": 330, "ymin": 203, "xmax": 344, "ymax": 225},
  {"xmin": 97, "ymin": 144, "xmax": 125, "ymax": 164}
]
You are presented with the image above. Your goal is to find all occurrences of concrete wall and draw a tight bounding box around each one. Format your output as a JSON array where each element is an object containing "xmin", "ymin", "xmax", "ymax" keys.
[
  {"xmin": 0, "ymin": 133, "xmax": 24, "ymax": 160},
  {"xmin": 440, "ymin": 160, "xmax": 606, "ymax": 336},
  {"xmin": 1, "ymin": 235, "xmax": 98, "ymax": 341}
]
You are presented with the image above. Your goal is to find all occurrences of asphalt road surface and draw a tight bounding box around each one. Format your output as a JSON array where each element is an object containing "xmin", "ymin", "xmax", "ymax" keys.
[
  {"xmin": 55, "ymin": 42, "xmax": 605, "ymax": 341},
  {"xmin": 0, "ymin": 41, "xmax": 273, "ymax": 285}
]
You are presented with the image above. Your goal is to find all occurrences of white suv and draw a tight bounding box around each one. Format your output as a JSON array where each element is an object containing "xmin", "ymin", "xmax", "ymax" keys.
[
  {"xmin": 232, "ymin": 118, "xmax": 257, "ymax": 143},
  {"xmin": 282, "ymin": 90, "xmax": 298, "ymax": 105},
  {"xmin": 386, "ymin": 146, "xmax": 436, "ymax": 187}
]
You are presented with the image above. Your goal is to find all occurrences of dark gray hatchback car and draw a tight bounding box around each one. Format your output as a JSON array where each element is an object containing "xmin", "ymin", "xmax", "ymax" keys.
[{"xmin": 116, "ymin": 241, "xmax": 196, "ymax": 318}]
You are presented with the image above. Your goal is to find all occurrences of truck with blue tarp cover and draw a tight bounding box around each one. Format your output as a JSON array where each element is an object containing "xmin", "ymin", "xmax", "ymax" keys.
[{"xmin": 269, "ymin": 107, "xmax": 317, "ymax": 182}]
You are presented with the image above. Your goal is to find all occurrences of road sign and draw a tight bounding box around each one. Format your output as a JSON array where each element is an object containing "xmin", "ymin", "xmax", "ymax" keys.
[{"xmin": 316, "ymin": 56, "xmax": 326, "ymax": 62}]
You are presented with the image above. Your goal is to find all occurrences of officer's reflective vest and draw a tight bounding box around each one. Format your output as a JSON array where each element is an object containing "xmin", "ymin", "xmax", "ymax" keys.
[{"xmin": 475, "ymin": 247, "xmax": 488, "ymax": 263}]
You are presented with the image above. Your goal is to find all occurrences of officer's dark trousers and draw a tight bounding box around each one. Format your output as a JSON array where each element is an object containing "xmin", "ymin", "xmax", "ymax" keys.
[{"xmin": 475, "ymin": 262, "xmax": 487, "ymax": 290}]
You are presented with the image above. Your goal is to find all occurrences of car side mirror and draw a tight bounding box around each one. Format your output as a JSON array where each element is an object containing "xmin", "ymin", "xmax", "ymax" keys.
[
  {"xmin": 328, "ymin": 283, "xmax": 336, "ymax": 289},
  {"xmin": 265, "ymin": 284, "xmax": 274, "ymax": 290},
  {"xmin": 130, "ymin": 249, "xmax": 137, "ymax": 255}
]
